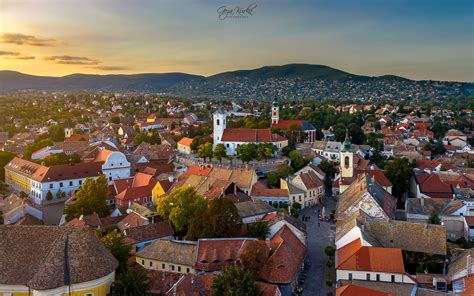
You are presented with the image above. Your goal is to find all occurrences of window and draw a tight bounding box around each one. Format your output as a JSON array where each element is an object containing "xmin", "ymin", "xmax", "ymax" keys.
[
  {"xmin": 348, "ymin": 273, "xmax": 352, "ymax": 280},
  {"xmin": 79, "ymin": 180, "xmax": 82, "ymax": 185},
  {"xmin": 186, "ymin": 268, "xmax": 190, "ymax": 273},
  {"xmin": 366, "ymin": 273, "xmax": 370, "ymax": 281},
  {"xmin": 178, "ymin": 266, "xmax": 181, "ymax": 272},
  {"xmin": 50, "ymin": 184, "xmax": 53, "ymax": 189},
  {"xmin": 217, "ymin": 119, "xmax": 220, "ymax": 125},
  {"xmin": 150, "ymin": 261, "xmax": 153, "ymax": 267},
  {"xmin": 109, "ymin": 177, "xmax": 112, "ymax": 181},
  {"xmin": 142, "ymin": 259, "xmax": 145, "ymax": 265},
  {"xmin": 84, "ymin": 294, "xmax": 94, "ymax": 296},
  {"xmin": 171, "ymin": 265, "xmax": 175, "ymax": 271},
  {"xmin": 162, "ymin": 263, "xmax": 165, "ymax": 269},
  {"xmin": 391, "ymin": 275, "xmax": 395, "ymax": 282},
  {"xmin": 344, "ymin": 156, "xmax": 350, "ymax": 168},
  {"xmin": 69, "ymin": 181, "xmax": 73, "ymax": 186},
  {"xmin": 376, "ymin": 274, "xmax": 380, "ymax": 281},
  {"xmin": 60, "ymin": 182, "xmax": 63, "ymax": 188},
  {"xmin": 144, "ymin": 197, "xmax": 147, "ymax": 203}
]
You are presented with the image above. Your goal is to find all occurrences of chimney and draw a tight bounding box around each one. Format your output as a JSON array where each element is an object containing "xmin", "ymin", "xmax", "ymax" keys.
[{"xmin": 421, "ymin": 198, "xmax": 425, "ymax": 207}]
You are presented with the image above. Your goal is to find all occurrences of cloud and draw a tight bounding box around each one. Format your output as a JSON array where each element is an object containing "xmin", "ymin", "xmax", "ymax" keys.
[
  {"xmin": 92, "ymin": 66, "xmax": 129, "ymax": 71},
  {"xmin": 44, "ymin": 55, "xmax": 99, "ymax": 65},
  {"xmin": 0, "ymin": 50, "xmax": 35, "ymax": 60},
  {"xmin": 1, "ymin": 33, "xmax": 57, "ymax": 46}
]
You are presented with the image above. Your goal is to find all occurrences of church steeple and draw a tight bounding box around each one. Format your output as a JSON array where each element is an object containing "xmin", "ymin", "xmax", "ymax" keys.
[
  {"xmin": 271, "ymin": 96, "xmax": 279, "ymax": 125},
  {"xmin": 341, "ymin": 129, "xmax": 352, "ymax": 152}
]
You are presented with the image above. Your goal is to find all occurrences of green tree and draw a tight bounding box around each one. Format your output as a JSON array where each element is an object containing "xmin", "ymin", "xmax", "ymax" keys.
[
  {"xmin": 428, "ymin": 210, "xmax": 441, "ymax": 225},
  {"xmin": 212, "ymin": 266, "xmax": 263, "ymax": 296},
  {"xmin": 290, "ymin": 202, "xmax": 301, "ymax": 218},
  {"xmin": 64, "ymin": 175, "xmax": 110, "ymax": 221},
  {"xmin": 289, "ymin": 150, "xmax": 309, "ymax": 171},
  {"xmin": 24, "ymin": 138, "xmax": 54, "ymax": 160},
  {"xmin": 213, "ymin": 143, "xmax": 227, "ymax": 164},
  {"xmin": 0, "ymin": 151, "xmax": 15, "ymax": 181},
  {"xmin": 198, "ymin": 142, "xmax": 213, "ymax": 162},
  {"xmin": 256, "ymin": 143, "xmax": 276, "ymax": 161},
  {"xmin": 267, "ymin": 163, "xmax": 293, "ymax": 187},
  {"xmin": 156, "ymin": 187, "xmax": 208, "ymax": 233},
  {"xmin": 48, "ymin": 125, "xmax": 65, "ymax": 142},
  {"xmin": 187, "ymin": 197, "xmax": 242, "ymax": 240},
  {"xmin": 100, "ymin": 231, "xmax": 132, "ymax": 274},
  {"xmin": 248, "ymin": 220, "xmax": 270, "ymax": 240},
  {"xmin": 241, "ymin": 240, "xmax": 268, "ymax": 279},
  {"xmin": 111, "ymin": 268, "xmax": 149, "ymax": 296},
  {"xmin": 324, "ymin": 246, "xmax": 335, "ymax": 258},
  {"xmin": 110, "ymin": 116, "xmax": 121, "ymax": 124},
  {"xmin": 236, "ymin": 143, "xmax": 257, "ymax": 164},
  {"xmin": 384, "ymin": 158, "xmax": 414, "ymax": 199}
]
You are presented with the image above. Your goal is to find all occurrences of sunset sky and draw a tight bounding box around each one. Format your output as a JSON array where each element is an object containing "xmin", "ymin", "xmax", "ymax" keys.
[{"xmin": 0, "ymin": 0, "xmax": 473, "ymax": 81}]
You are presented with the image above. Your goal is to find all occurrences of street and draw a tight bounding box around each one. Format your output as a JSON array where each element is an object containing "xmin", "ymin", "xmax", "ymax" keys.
[{"xmin": 300, "ymin": 191, "xmax": 336, "ymax": 296}]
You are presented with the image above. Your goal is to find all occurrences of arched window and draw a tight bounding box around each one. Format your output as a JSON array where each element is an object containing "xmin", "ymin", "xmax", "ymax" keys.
[{"xmin": 344, "ymin": 156, "xmax": 350, "ymax": 168}]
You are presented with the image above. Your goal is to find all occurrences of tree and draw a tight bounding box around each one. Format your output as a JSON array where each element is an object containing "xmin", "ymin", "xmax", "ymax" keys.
[
  {"xmin": 347, "ymin": 123, "xmax": 364, "ymax": 144},
  {"xmin": 324, "ymin": 246, "xmax": 335, "ymax": 258},
  {"xmin": 267, "ymin": 163, "xmax": 293, "ymax": 187},
  {"xmin": 64, "ymin": 175, "xmax": 110, "ymax": 221},
  {"xmin": 187, "ymin": 198, "xmax": 242, "ymax": 240},
  {"xmin": 248, "ymin": 220, "xmax": 270, "ymax": 240},
  {"xmin": 48, "ymin": 125, "xmax": 65, "ymax": 142},
  {"xmin": 384, "ymin": 158, "xmax": 414, "ymax": 199},
  {"xmin": 111, "ymin": 268, "xmax": 149, "ymax": 296},
  {"xmin": 0, "ymin": 151, "xmax": 15, "ymax": 181},
  {"xmin": 24, "ymin": 138, "xmax": 54, "ymax": 160},
  {"xmin": 256, "ymin": 143, "xmax": 276, "ymax": 161},
  {"xmin": 213, "ymin": 143, "xmax": 227, "ymax": 164},
  {"xmin": 100, "ymin": 231, "xmax": 132, "ymax": 274},
  {"xmin": 42, "ymin": 152, "xmax": 82, "ymax": 166},
  {"xmin": 241, "ymin": 240, "xmax": 268, "ymax": 279},
  {"xmin": 46, "ymin": 190, "xmax": 53, "ymax": 201},
  {"xmin": 236, "ymin": 143, "xmax": 257, "ymax": 164},
  {"xmin": 110, "ymin": 116, "xmax": 121, "ymax": 124},
  {"xmin": 156, "ymin": 187, "xmax": 208, "ymax": 233},
  {"xmin": 290, "ymin": 202, "xmax": 301, "ymax": 218},
  {"xmin": 198, "ymin": 142, "xmax": 213, "ymax": 162},
  {"xmin": 319, "ymin": 160, "xmax": 336, "ymax": 187},
  {"xmin": 212, "ymin": 266, "xmax": 263, "ymax": 296},
  {"xmin": 428, "ymin": 210, "xmax": 441, "ymax": 225},
  {"xmin": 289, "ymin": 150, "xmax": 309, "ymax": 171}
]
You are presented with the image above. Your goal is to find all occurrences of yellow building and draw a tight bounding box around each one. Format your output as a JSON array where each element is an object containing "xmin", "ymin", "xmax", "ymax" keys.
[
  {"xmin": 152, "ymin": 179, "xmax": 173, "ymax": 205},
  {"xmin": 136, "ymin": 239, "xmax": 197, "ymax": 274},
  {"xmin": 0, "ymin": 225, "xmax": 118, "ymax": 296}
]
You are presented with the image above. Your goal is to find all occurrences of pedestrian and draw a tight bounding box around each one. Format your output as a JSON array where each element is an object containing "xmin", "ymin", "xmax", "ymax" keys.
[{"xmin": 318, "ymin": 222, "xmax": 320, "ymax": 227}]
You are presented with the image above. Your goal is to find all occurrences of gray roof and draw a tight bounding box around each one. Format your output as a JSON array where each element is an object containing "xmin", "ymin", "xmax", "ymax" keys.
[
  {"xmin": 448, "ymin": 248, "xmax": 474, "ymax": 276},
  {"xmin": 406, "ymin": 198, "xmax": 464, "ymax": 217},
  {"xmin": 136, "ymin": 239, "xmax": 197, "ymax": 266},
  {"xmin": 0, "ymin": 225, "xmax": 118, "ymax": 290},
  {"xmin": 235, "ymin": 200, "xmax": 276, "ymax": 218}
]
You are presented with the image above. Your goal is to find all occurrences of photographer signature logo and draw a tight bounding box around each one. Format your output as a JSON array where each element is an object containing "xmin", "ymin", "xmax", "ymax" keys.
[{"xmin": 217, "ymin": 3, "xmax": 257, "ymax": 20}]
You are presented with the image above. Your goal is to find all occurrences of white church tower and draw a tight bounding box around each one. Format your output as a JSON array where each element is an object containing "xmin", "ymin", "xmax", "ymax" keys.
[
  {"xmin": 213, "ymin": 107, "xmax": 227, "ymax": 148},
  {"xmin": 271, "ymin": 97, "xmax": 279, "ymax": 124},
  {"xmin": 340, "ymin": 131, "xmax": 354, "ymax": 178}
]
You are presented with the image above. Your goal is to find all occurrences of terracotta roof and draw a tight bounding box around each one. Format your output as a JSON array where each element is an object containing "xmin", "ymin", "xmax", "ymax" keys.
[
  {"xmin": 260, "ymin": 225, "xmax": 307, "ymax": 284},
  {"xmin": 164, "ymin": 273, "xmax": 214, "ymax": 296},
  {"xmin": 117, "ymin": 212, "xmax": 148, "ymax": 230},
  {"xmin": 250, "ymin": 186, "xmax": 289, "ymax": 197},
  {"xmin": 299, "ymin": 171, "xmax": 324, "ymax": 189},
  {"xmin": 64, "ymin": 134, "xmax": 89, "ymax": 142},
  {"xmin": 0, "ymin": 225, "xmax": 118, "ymax": 290},
  {"xmin": 94, "ymin": 149, "xmax": 113, "ymax": 162},
  {"xmin": 137, "ymin": 239, "xmax": 197, "ymax": 267},
  {"xmin": 337, "ymin": 284, "xmax": 394, "ymax": 296},
  {"xmin": 414, "ymin": 174, "xmax": 454, "ymax": 199},
  {"xmin": 178, "ymin": 137, "xmax": 193, "ymax": 147},
  {"xmin": 338, "ymin": 280, "xmax": 413, "ymax": 296},
  {"xmin": 195, "ymin": 238, "xmax": 255, "ymax": 272},
  {"xmin": 123, "ymin": 222, "xmax": 174, "ymax": 244},
  {"xmin": 221, "ymin": 128, "xmax": 287, "ymax": 143},
  {"xmin": 337, "ymin": 244, "xmax": 405, "ymax": 273}
]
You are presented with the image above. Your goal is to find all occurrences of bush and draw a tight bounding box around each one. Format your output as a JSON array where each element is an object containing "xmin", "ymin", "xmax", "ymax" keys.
[
  {"xmin": 326, "ymin": 259, "xmax": 334, "ymax": 268},
  {"xmin": 46, "ymin": 191, "xmax": 53, "ymax": 201},
  {"xmin": 324, "ymin": 246, "xmax": 335, "ymax": 257},
  {"xmin": 326, "ymin": 280, "xmax": 333, "ymax": 287}
]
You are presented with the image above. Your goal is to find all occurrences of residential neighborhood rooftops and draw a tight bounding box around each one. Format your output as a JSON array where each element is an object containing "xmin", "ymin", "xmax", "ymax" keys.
[{"xmin": 234, "ymin": 200, "xmax": 277, "ymax": 218}]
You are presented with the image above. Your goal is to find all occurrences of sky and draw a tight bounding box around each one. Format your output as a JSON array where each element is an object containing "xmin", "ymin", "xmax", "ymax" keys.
[{"xmin": 0, "ymin": 0, "xmax": 473, "ymax": 81}]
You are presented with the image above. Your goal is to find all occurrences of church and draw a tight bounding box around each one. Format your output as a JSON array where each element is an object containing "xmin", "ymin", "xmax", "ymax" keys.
[
  {"xmin": 332, "ymin": 133, "xmax": 393, "ymax": 196},
  {"xmin": 270, "ymin": 99, "xmax": 317, "ymax": 143},
  {"xmin": 213, "ymin": 107, "xmax": 288, "ymax": 156}
]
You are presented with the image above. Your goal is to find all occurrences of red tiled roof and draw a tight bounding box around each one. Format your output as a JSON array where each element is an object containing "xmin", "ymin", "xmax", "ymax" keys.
[
  {"xmin": 337, "ymin": 244, "xmax": 405, "ymax": 273},
  {"xmin": 195, "ymin": 238, "xmax": 254, "ymax": 272},
  {"xmin": 181, "ymin": 166, "xmax": 212, "ymax": 178},
  {"xmin": 415, "ymin": 174, "xmax": 454, "ymax": 199},
  {"xmin": 250, "ymin": 186, "xmax": 289, "ymax": 197},
  {"xmin": 221, "ymin": 128, "xmax": 287, "ymax": 143},
  {"xmin": 260, "ymin": 225, "xmax": 307, "ymax": 284},
  {"xmin": 358, "ymin": 168, "xmax": 392, "ymax": 187},
  {"xmin": 336, "ymin": 284, "xmax": 393, "ymax": 296},
  {"xmin": 178, "ymin": 137, "xmax": 193, "ymax": 147}
]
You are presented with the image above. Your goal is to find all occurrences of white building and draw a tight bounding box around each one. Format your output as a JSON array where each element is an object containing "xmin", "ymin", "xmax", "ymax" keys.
[{"xmin": 212, "ymin": 108, "xmax": 288, "ymax": 156}]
